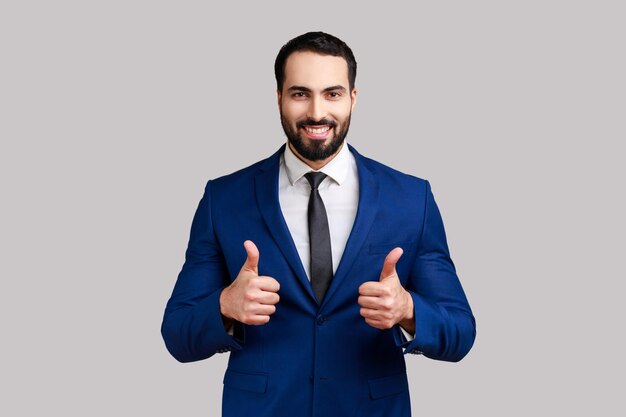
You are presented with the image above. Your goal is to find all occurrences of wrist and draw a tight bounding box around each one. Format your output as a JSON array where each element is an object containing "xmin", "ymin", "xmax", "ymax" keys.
[
  {"xmin": 219, "ymin": 286, "xmax": 233, "ymax": 320},
  {"xmin": 219, "ymin": 287, "xmax": 237, "ymax": 331},
  {"xmin": 398, "ymin": 290, "xmax": 416, "ymax": 335},
  {"xmin": 403, "ymin": 289, "xmax": 414, "ymax": 321}
]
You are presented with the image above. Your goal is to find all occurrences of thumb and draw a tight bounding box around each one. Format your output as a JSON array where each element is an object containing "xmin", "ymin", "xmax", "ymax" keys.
[
  {"xmin": 242, "ymin": 240, "xmax": 259, "ymax": 274},
  {"xmin": 380, "ymin": 247, "xmax": 403, "ymax": 281}
]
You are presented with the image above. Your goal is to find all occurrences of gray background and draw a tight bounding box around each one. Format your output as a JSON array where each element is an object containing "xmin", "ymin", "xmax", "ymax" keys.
[{"xmin": 1, "ymin": 0, "xmax": 624, "ymax": 415}]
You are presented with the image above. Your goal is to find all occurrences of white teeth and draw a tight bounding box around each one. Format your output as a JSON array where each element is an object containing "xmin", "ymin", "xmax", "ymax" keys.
[{"xmin": 305, "ymin": 126, "xmax": 330, "ymax": 134}]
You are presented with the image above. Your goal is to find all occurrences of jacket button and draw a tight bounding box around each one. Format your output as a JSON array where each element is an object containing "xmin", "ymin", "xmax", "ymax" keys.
[{"xmin": 316, "ymin": 316, "xmax": 327, "ymax": 325}]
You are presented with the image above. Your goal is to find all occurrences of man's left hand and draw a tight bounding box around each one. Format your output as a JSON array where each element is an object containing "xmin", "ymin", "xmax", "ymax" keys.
[{"xmin": 358, "ymin": 248, "xmax": 415, "ymax": 333}]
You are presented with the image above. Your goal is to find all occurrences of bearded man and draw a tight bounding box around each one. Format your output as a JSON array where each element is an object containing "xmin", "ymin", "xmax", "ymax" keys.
[{"xmin": 162, "ymin": 31, "xmax": 476, "ymax": 417}]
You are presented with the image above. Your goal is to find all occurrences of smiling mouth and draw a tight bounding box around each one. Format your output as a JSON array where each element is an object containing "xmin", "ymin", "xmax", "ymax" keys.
[
  {"xmin": 301, "ymin": 125, "xmax": 332, "ymax": 139},
  {"xmin": 304, "ymin": 126, "xmax": 330, "ymax": 134}
]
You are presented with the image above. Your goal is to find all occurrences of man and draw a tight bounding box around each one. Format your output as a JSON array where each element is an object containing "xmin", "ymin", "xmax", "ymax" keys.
[{"xmin": 162, "ymin": 32, "xmax": 475, "ymax": 417}]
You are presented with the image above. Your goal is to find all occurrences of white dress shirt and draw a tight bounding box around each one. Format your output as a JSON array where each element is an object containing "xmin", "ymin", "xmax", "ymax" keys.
[{"xmin": 279, "ymin": 142, "xmax": 359, "ymax": 280}]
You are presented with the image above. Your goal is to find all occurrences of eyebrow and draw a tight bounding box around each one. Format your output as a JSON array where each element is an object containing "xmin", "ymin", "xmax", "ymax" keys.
[{"xmin": 287, "ymin": 85, "xmax": 347, "ymax": 93}]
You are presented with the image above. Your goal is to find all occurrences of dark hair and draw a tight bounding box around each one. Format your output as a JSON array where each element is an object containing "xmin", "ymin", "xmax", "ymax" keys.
[{"xmin": 274, "ymin": 31, "xmax": 357, "ymax": 92}]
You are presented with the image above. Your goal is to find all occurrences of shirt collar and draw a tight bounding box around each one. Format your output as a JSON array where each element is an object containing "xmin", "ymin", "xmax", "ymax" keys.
[{"xmin": 283, "ymin": 142, "xmax": 351, "ymax": 186}]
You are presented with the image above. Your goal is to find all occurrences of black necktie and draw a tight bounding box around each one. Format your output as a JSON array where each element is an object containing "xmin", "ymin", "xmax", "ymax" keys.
[{"xmin": 305, "ymin": 172, "xmax": 333, "ymax": 303}]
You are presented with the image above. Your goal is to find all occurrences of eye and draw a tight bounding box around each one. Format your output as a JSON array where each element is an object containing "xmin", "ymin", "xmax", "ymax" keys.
[
  {"xmin": 327, "ymin": 91, "xmax": 342, "ymax": 99},
  {"xmin": 292, "ymin": 92, "xmax": 307, "ymax": 99}
]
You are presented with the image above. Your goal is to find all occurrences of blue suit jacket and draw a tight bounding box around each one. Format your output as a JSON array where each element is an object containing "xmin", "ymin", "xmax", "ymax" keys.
[{"xmin": 162, "ymin": 145, "xmax": 476, "ymax": 417}]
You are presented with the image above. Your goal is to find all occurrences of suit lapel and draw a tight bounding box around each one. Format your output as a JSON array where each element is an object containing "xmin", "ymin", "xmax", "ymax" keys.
[
  {"xmin": 255, "ymin": 146, "xmax": 317, "ymax": 303},
  {"xmin": 321, "ymin": 145, "xmax": 380, "ymax": 306},
  {"xmin": 254, "ymin": 144, "xmax": 381, "ymax": 308}
]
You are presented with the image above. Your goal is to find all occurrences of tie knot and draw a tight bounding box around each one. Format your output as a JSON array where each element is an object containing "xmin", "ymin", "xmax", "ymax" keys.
[{"xmin": 305, "ymin": 172, "xmax": 327, "ymax": 190}]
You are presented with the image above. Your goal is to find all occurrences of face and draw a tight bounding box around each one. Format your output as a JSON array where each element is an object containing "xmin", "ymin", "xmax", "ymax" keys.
[{"xmin": 278, "ymin": 51, "xmax": 357, "ymax": 167}]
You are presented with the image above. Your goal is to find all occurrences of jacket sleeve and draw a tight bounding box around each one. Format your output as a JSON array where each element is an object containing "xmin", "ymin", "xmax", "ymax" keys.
[
  {"xmin": 161, "ymin": 180, "xmax": 243, "ymax": 362},
  {"xmin": 396, "ymin": 180, "xmax": 476, "ymax": 361}
]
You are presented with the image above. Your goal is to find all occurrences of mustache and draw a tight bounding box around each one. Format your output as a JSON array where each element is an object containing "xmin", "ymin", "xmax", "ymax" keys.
[{"xmin": 296, "ymin": 119, "xmax": 337, "ymax": 129}]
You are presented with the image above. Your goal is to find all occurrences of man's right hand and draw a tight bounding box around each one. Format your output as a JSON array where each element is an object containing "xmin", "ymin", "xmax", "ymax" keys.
[{"xmin": 219, "ymin": 240, "xmax": 280, "ymax": 326}]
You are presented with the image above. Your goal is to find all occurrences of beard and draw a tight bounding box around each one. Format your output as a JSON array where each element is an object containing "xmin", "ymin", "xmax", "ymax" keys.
[{"xmin": 280, "ymin": 112, "xmax": 351, "ymax": 161}]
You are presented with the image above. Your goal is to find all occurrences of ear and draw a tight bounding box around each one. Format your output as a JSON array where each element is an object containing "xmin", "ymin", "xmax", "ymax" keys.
[
  {"xmin": 350, "ymin": 88, "xmax": 358, "ymax": 112},
  {"xmin": 277, "ymin": 89, "xmax": 282, "ymax": 109}
]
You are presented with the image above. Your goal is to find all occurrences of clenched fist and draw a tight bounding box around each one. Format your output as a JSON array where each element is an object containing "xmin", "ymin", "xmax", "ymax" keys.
[
  {"xmin": 358, "ymin": 247, "xmax": 415, "ymax": 332},
  {"xmin": 219, "ymin": 240, "xmax": 280, "ymax": 326}
]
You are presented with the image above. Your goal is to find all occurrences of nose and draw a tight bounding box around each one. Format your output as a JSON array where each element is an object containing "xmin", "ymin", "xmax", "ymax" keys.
[{"xmin": 306, "ymin": 95, "xmax": 327, "ymax": 122}]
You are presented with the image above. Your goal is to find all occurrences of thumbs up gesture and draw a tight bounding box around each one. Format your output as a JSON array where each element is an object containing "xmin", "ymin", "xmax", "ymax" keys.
[
  {"xmin": 219, "ymin": 241, "xmax": 281, "ymax": 326},
  {"xmin": 358, "ymin": 248, "xmax": 415, "ymax": 331}
]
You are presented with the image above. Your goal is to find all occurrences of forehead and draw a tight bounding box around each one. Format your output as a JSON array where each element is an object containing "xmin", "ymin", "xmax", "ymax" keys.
[{"xmin": 283, "ymin": 51, "xmax": 349, "ymax": 90}]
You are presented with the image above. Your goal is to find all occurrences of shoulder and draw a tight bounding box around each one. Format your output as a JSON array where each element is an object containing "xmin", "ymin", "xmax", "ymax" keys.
[
  {"xmin": 206, "ymin": 146, "xmax": 284, "ymax": 192},
  {"xmin": 350, "ymin": 145, "xmax": 430, "ymax": 192}
]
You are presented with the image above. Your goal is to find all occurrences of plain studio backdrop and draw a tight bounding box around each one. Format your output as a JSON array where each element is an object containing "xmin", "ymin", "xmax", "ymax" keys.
[{"xmin": 1, "ymin": 1, "xmax": 624, "ymax": 415}]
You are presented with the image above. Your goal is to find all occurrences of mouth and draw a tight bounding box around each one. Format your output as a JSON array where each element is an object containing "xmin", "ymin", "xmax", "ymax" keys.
[{"xmin": 301, "ymin": 125, "xmax": 332, "ymax": 140}]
